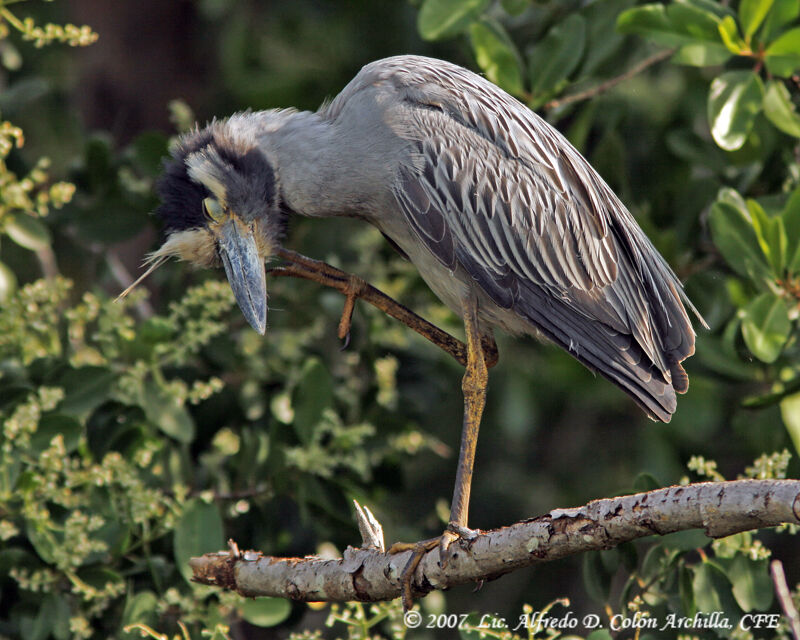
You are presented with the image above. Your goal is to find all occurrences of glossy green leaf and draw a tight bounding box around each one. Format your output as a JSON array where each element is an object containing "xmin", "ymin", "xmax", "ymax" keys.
[
  {"xmin": 728, "ymin": 556, "xmax": 773, "ymax": 611},
  {"xmin": 528, "ymin": 14, "xmax": 585, "ymax": 103},
  {"xmin": 764, "ymin": 79, "xmax": 800, "ymax": 137},
  {"xmin": 470, "ymin": 20, "xmax": 524, "ymax": 96},
  {"xmin": 668, "ymin": 3, "xmax": 723, "ymax": 41},
  {"xmin": 617, "ymin": 3, "xmax": 722, "ymax": 46},
  {"xmin": 417, "ymin": 0, "xmax": 489, "ymax": 40},
  {"xmin": 718, "ymin": 15, "xmax": 747, "ymax": 52},
  {"xmin": 173, "ymin": 498, "xmax": 224, "ymax": 582},
  {"xmin": 292, "ymin": 357, "xmax": 333, "ymax": 444},
  {"xmin": 240, "ymin": 598, "xmax": 292, "ymax": 627},
  {"xmin": 709, "ymin": 195, "xmax": 772, "ymax": 282},
  {"xmin": 707, "ymin": 71, "xmax": 764, "ymax": 150},
  {"xmin": 143, "ymin": 378, "xmax": 195, "ymax": 443},
  {"xmin": 0, "ymin": 260, "xmax": 17, "ymax": 302},
  {"xmin": 766, "ymin": 26, "xmax": 800, "ymax": 75},
  {"xmin": 741, "ymin": 292, "xmax": 791, "ymax": 363},
  {"xmin": 739, "ymin": 0, "xmax": 775, "ymax": 38},
  {"xmin": 779, "ymin": 391, "xmax": 800, "ymax": 455},
  {"xmin": 5, "ymin": 213, "xmax": 51, "ymax": 250}
]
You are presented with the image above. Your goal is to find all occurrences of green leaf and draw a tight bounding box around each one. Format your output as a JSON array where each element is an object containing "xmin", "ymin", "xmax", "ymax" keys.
[
  {"xmin": 766, "ymin": 26, "xmax": 800, "ymax": 75},
  {"xmin": 470, "ymin": 20, "xmax": 524, "ymax": 96},
  {"xmin": 586, "ymin": 632, "xmax": 614, "ymax": 640},
  {"xmin": 672, "ymin": 42, "xmax": 732, "ymax": 66},
  {"xmin": 121, "ymin": 591, "xmax": 159, "ymax": 632},
  {"xmin": 580, "ymin": 0, "xmax": 633, "ymax": 77},
  {"xmin": 707, "ymin": 71, "xmax": 764, "ymax": 150},
  {"xmin": 500, "ymin": 0, "xmax": 529, "ymax": 16},
  {"xmin": 5, "ymin": 214, "xmax": 51, "ymax": 251},
  {"xmin": 54, "ymin": 365, "xmax": 116, "ymax": 419},
  {"xmin": 632, "ymin": 472, "xmax": 661, "ymax": 492},
  {"xmin": 781, "ymin": 188, "xmax": 800, "ymax": 270},
  {"xmin": 709, "ymin": 195, "xmax": 773, "ymax": 283},
  {"xmin": 417, "ymin": 0, "xmax": 490, "ymax": 41},
  {"xmin": 292, "ymin": 358, "xmax": 333, "ymax": 444},
  {"xmin": 779, "ymin": 391, "xmax": 800, "ymax": 455},
  {"xmin": 142, "ymin": 378, "xmax": 195, "ymax": 443},
  {"xmin": 668, "ymin": 3, "xmax": 724, "ymax": 41},
  {"xmin": 728, "ymin": 556, "xmax": 774, "ymax": 611},
  {"xmin": 528, "ymin": 13, "xmax": 585, "ymax": 103},
  {"xmin": 679, "ymin": 565, "xmax": 697, "ymax": 617},
  {"xmin": 741, "ymin": 292, "xmax": 791, "ymax": 363},
  {"xmin": 739, "ymin": 0, "xmax": 775, "ymax": 38},
  {"xmin": 240, "ymin": 598, "xmax": 292, "ymax": 627},
  {"xmin": 718, "ymin": 15, "xmax": 747, "ymax": 52},
  {"xmin": 583, "ymin": 551, "xmax": 613, "ymax": 602},
  {"xmin": 26, "ymin": 522, "xmax": 57, "ymax": 564},
  {"xmin": 761, "ymin": 0, "xmax": 800, "ymax": 42},
  {"xmin": 31, "ymin": 414, "xmax": 82, "ymax": 454},
  {"xmin": 692, "ymin": 561, "xmax": 738, "ymax": 614},
  {"xmin": 0, "ymin": 260, "xmax": 17, "ymax": 302},
  {"xmin": 747, "ymin": 198, "xmax": 786, "ymax": 275},
  {"xmin": 764, "ymin": 79, "xmax": 800, "ymax": 137},
  {"xmin": 173, "ymin": 498, "xmax": 225, "ymax": 582},
  {"xmin": 617, "ymin": 3, "xmax": 722, "ymax": 46}
]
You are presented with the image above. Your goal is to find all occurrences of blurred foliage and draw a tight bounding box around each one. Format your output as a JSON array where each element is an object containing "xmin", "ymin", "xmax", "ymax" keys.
[{"xmin": 1, "ymin": 0, "xmax": 800, "ymax": 639}]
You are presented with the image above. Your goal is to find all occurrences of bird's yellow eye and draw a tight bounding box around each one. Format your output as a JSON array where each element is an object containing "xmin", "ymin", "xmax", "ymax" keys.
[{"xmin": 203, "ymin": 197, "xmax": 225, "ymax": 221}]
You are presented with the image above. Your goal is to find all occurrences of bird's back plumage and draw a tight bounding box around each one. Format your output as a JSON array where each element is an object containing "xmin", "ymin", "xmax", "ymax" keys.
[{"xmin": 323, "ymin": 55, "xmax": 699, "ymax": 421}]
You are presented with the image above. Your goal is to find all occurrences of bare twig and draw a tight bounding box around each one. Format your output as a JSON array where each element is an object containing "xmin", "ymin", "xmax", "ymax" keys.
[
  {"xmin": 353, "ymin": 500, "xmax": 385, "ymax": 552},
  {"xmin": 772, "ymin": 560, "xmax": 800, "ymax": 640},
  {"xmin": 544, "ymin": 48, "xmax": 675, "ymax": 111},
  {"xmin": 190, "ymin": 479, "xmax": 800, "ymax": 604},
  {"xmin": 35, "ymin": 246, "xmax": 59, "ymax": 280}
]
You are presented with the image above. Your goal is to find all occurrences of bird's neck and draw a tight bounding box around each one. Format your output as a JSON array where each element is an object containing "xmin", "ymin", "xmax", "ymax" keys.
[{"xmin": 232, "ymin": 109, "xmax": 395, "ymax": 221}]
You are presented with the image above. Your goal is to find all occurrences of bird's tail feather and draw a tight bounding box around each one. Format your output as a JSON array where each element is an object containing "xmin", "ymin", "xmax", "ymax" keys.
[{"xmin": 515, "ymin": 283, "xmax": 680, "ymax": 422}]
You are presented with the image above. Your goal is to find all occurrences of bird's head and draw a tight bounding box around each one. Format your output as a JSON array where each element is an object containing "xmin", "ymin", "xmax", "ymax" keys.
[{"xmin": 124, "ymin": 121, "xmax": 286, "ymax": 334}]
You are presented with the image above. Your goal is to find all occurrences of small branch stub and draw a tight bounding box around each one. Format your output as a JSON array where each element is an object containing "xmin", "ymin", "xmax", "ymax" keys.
[{"xmin": 189, "ymin": 479, "xmax": 800, "ymax": 604}]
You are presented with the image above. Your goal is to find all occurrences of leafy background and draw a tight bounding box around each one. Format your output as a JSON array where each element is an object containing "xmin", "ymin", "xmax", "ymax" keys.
[{"xmin": 0, "ymin": 0, "xmax": 799, "ymax": 638}]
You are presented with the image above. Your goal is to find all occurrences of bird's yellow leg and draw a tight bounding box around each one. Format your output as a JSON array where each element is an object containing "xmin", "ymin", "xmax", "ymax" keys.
[{"xmin": 388, "ymin": 295, "xmax": 490, "ymax": 609}]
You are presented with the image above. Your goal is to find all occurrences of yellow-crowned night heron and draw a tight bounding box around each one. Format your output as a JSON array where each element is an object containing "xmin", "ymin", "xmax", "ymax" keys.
[{"xmin": 141, "ymin": 55, "xmax": 703, "ymax": 599}]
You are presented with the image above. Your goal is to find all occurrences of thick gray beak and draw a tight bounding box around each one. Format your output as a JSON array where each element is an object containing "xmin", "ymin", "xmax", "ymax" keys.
[{"xmin": 217, "ymin": 218, "xmax": 267, "ymax": 335}]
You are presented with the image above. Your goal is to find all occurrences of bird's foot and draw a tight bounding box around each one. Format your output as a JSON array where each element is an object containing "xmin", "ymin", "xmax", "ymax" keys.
[
  {"xmin": 338, "ymin": 275, "xmax": 368, "ymax": 348},
  {"xmin": 388, "ymin": 523, "xmax": 480, "ymax": 610}
]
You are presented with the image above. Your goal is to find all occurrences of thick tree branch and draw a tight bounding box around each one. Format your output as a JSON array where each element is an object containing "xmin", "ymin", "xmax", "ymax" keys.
[{"xmin": 190, "ymin": 479, "xmax": 800, "ymax": 603}]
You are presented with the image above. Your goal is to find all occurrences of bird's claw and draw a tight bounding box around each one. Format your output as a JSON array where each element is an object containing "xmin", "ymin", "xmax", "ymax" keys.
[{"xmin": 389, "ymin": 523, "xmax": 480, "ymax": 610}]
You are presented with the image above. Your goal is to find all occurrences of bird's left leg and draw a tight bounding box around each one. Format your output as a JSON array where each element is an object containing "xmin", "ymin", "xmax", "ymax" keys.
[{"xmin": 389, "ymin": 294, "xmax": 490, "ymax": 609}]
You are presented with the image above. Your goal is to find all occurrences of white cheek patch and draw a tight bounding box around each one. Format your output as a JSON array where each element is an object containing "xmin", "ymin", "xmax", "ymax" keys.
[{"xmin": 152, "ymin": 229, "xmax": 218, "ymax": 267}]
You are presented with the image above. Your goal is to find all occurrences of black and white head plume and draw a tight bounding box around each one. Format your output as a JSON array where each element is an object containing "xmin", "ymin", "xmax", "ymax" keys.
[{"xmin": 121, "ymin": 119, "xmax": 286, "ymax": 334}]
